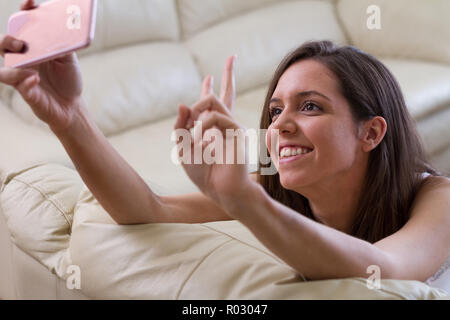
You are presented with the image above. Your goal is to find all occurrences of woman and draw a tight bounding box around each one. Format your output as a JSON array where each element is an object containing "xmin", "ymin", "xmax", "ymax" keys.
[{"xmin": 1, "ymin": 0, "xmax": 449, "ymax": 291}]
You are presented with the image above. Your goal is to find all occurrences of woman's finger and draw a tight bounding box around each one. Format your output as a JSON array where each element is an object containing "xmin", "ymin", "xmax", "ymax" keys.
[
  {"xmin": 21, "ymin": 0, "xmax": 37, "ymax": 10},
  {"xmin": 174, "ymin": 104, "xmax": 191, "ymax": 130},
  {"xmin": 0, "ymin": 67, "xmax": 37, "ymax": 86},
  {"xmin": 219, "ymin": 55, "xmax": 237, "ymax": 111},
  {"xmin": 0, "ymin": 35, "xmax": 25, "ymax": 58},
  {"xmin": 190, "ymin": 94, "xmax": 231, "ymax": 123},
  {"xmin": 1, "ymin": 1, "xmax": 37, "ymax": 57},
  {"xmin": 193, "ymin": 111, "xmax": 240, "ymax": 146},
  {"xmin": 15, "ymin": 73, "xmax": 40, "ymax": 105},
  {"xmin": 200, "ymin": 75, "xmax": 214, "ymax": 99}
]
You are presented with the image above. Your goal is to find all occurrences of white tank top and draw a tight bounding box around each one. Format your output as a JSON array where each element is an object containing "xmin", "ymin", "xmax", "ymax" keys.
[{"xmin": 421, "ymin": 172, "xmax": 450, "ymax": 293}]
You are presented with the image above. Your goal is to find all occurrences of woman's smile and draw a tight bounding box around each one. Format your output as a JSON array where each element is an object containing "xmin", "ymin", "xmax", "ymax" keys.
[{"xmin": 278, "ymin": 145, "xmax": 314, "ymax": 165}]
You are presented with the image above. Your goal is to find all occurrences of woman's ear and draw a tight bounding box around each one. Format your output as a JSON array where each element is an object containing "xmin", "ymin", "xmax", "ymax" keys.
[{"xmin": 359, "ymin": 116, "xmax": 387, "ymax": 152}]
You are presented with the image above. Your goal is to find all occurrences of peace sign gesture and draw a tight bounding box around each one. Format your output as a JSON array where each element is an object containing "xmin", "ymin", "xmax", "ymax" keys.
[
  {"xmin": 174, "ymin": 55, "xmax": 255, "ymax": 210},
  {"xmin": 176, "ymin": 55, "xmax": 236, "ymax": 130}
]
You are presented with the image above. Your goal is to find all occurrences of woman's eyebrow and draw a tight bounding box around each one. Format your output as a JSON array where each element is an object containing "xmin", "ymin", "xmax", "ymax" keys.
[{"xmin": 270, "ymin": 90, "xmax": 331, "ymax": 104}]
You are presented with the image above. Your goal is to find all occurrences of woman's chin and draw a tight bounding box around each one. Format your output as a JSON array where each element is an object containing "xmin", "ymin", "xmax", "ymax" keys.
[{"xmin": 279, "ymin": 173, "xmax": 310, "ymax": 191}]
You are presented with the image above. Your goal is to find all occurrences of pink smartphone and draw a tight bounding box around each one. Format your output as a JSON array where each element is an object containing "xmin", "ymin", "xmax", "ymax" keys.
[{"xmin": 4, "ymin": 0, "xmax": 97, "ymax": 68}]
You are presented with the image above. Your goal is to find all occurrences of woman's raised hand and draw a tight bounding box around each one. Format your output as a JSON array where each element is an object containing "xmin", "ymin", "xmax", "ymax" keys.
[
  {"xmin": 0, "ymin": 0, "xmax": 84, "ymax": 134},
  {"xmin": 174, "ymin": 55, "xmax": 255, "ymax": 210}
]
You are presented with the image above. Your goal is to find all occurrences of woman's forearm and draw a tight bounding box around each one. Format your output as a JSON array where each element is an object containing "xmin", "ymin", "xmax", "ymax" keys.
[
  {"xmin": 226, "ymin": 183, "xmax": 395, "ymax": 280},
  {"xmin": 54, "ymin": 100, "xmax": 163, "ymax": 224}
]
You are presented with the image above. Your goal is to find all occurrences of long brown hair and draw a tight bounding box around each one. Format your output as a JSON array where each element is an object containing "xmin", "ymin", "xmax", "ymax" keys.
[{"xmin": 258, "ymin": 40, "xmax": 441, "ymax": 243}]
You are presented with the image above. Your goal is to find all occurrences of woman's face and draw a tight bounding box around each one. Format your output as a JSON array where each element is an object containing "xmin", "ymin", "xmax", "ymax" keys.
[{"xmin": 266, "ymin": 59, "xmax": 367, "ymax": 191}]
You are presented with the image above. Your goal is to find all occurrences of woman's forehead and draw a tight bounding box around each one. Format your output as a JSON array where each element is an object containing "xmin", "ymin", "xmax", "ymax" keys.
[{"xmin": 273, "ymin": 60, "xmax": 339, "ymax": 98}]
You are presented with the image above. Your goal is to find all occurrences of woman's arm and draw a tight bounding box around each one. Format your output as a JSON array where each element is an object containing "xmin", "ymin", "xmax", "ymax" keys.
[
  {"xmin": 1, "ymin": 9, "xmax": 239, "ymax": 226},
  {"xmin": 224, "ymin": 177, "xmax": 450, "ymax": 281},
  {"xmin": 57, "ymin": 102, "xmax": 242, "ymax": 224},
  {"xmin": 225, "ymin": 182, "xmax": 394, "ymax": 280},
  {"xmin": 56, "ymin": 101, "xmax": 239, "ymax": 224},
  {"xmin": 173, "ymin": 81, "xmax": 394, "ymax": 280},
  {"xmin": 55, "ymin": 55, "xmax": 238, "ymax": 225},
  {"xmin": 373, "ymin": 176, "xmax": 450, "ymax": 281},
  {"xmin": 54, "ymin": 100, "xmax": 163, "ymax": 224},
  {"xmin": 177, "ymin": 87, "xmax": 449, "ymax": 282}
]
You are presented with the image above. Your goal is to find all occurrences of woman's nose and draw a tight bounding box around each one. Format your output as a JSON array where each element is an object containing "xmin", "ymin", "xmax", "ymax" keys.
[{"xmin": 272, "ymin": 110, "xmax": 296, "ymax": 135}]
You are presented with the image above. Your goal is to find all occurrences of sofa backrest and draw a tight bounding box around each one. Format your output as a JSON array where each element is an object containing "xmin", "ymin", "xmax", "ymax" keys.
[
  {"xmin": 1, "ymin": 0, "xmax": 347, "ymax": 136},
  {"xmin": 337, "ymin": 0, "xmax": 450, "ymax": 66},
  {"xmin": 81, "ymin": 0, "xmax": 180, "ymax": 56},
  {"xmin": 183, "ymin": 0, "xmax": 346, "ymax": 95},
  {"xmin": 178, "ymin": 0, "xmax": 290, "ymax": 38}
]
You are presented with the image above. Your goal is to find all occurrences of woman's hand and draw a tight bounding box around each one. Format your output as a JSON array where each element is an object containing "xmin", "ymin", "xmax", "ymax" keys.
[
  {"xmin": 0, "ymin": 0, "xmax": 84, "ymax": 134},
  {"xmin": 174, "ymin": 56, "xmax": 256, "ymax": 212}
]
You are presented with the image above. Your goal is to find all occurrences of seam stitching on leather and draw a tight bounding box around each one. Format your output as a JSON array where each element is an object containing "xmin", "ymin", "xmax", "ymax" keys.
[
  {"xmin": 175, "ymin": 238, "xmax": 234, "ymax": 299},
  {"xmin": 199, "ymin": 224, "xmax": 308, "ymax": 281},
  {"xmin": 11, "ymin": 177, "xmax": 72, "ymax": 228},
  {"xmin": 199, "ymin": 224, "xmax": 283, "ymax": 264},
  {"xmin": 351, "ymin": 278, "xmax": 409, "ymax": 300}
]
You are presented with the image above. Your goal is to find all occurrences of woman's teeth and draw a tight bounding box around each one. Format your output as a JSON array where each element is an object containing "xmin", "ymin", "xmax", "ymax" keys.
[{"xmin": 280, "ymin": 147, "xmax": 312, "ymax": 158}]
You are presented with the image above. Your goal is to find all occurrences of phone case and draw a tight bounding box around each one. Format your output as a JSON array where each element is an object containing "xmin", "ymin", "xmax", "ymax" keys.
[{"xmin": 4, "ymin": 0, "xmax": 97, "ymax": 68}]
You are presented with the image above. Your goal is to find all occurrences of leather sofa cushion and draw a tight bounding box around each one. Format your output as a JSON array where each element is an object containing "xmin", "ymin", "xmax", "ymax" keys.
[
  {"xmin": 382, "ymin": 59, "xmax": 450, "ymax": 120},
  {"xmin": 185, "ymin": 0, "xmax": 347, "ymax": 95},
  {"xmin": 417, "ymin": 108, "xmax": 450, "ymax": 157},
  {"xmin": 178, "ymin": 0, "xmax": 290, "ymax": 37},
  {"xmin": 0, "ymin": 164, "xmax": 82, "ymax": 279},
  {"xmin": 380, "ymin": 59, "xmax": 450, "ymax": 156},
  {"xmin": 337, "ymin": 0, "xmax": 450, "ymax": 65},
  {"xmin": 81, "ymin": 0, "xmax": 180, "ymax": 56}
]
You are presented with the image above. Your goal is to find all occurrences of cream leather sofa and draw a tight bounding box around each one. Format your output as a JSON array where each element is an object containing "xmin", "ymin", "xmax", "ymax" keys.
[{"xmin": 0, "ymin": 0, "xmax": 449, "ymax": 300}]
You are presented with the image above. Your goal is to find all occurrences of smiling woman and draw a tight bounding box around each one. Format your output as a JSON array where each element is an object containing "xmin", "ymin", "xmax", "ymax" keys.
[
  {"xmin": 2, "ymin": 4, "xmax": 449, "ymax": 293},
  {"xmin": 170, "ymin": 40, "xmax": 450, "ymax": 291},
  {"xmin": 239, "ymin": 41, "xmax": 450, "ymax": 290},
  {"xmin": 259, "ymin": 40, "xmax": 443, "ymax": 243}
]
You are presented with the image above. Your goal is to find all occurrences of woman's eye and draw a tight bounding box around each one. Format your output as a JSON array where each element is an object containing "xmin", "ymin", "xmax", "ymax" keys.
[
  {"xmin": 302, "ymin": 102, "xmax": 320, "ymax": 112},
  {"xmin": 269, "ymin": 107, "xmax": 282, "ymax": 119},
  {"xmin": 270, "ymin": 102, "xmax": 321, "ymax": 119}
]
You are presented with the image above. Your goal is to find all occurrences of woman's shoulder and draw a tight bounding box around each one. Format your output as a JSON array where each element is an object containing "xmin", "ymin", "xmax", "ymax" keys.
[
  {"xmin": 419, "ymin": 174, "xmax": 450, "ymax": 193},
  {"xmin": 410, "ymin": 174, "xmax": 450, "ymax": 219}
]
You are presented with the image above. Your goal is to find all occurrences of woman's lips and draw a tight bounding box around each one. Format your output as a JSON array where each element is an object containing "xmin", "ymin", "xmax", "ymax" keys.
[{"xmin": 278, "ymin": 149, "xmax": 313, "ymax": 164}]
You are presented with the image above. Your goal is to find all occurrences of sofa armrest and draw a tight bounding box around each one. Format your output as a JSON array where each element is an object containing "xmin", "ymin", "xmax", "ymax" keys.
[
  {"xmin": 1, "ymin": 163, "xmax": 447, "ymax": 299},
  {"xmin": 0, "ymin": 201, "xmax": 15, "ymax": 299},
  {"xmin": 70, "ymin": 185, "xmax": 448, "ymax": 299},
  {"xmin": 0, "ymin": 163, "xmax": 84, "ymax": 279}
]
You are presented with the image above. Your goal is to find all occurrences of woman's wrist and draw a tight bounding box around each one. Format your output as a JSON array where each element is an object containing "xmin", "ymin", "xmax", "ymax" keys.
[
  {"xmin": 220, "ymin": 179, "xmax": 269, "ymax": 221},
  {"xmin": 51, "ymin": 98, "xmax": 93, "ymax": 139}
]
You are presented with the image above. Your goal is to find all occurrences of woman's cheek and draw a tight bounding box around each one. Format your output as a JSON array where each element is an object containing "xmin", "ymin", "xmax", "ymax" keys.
[{"xmin": 319, "ymin": 128, "xmax": 357, "ymax": 169}]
